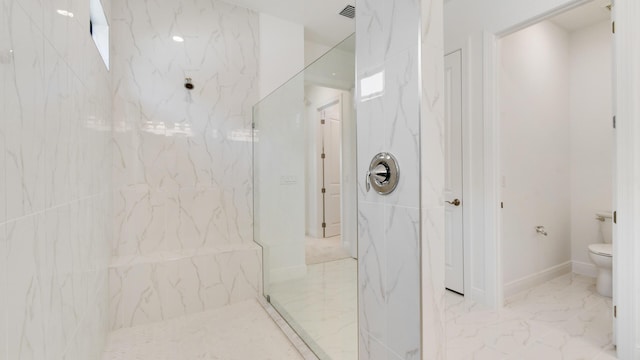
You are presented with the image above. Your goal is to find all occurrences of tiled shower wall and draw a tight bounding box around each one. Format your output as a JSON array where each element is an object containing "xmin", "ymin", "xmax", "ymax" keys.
[
  {"xmin": 0, "ymin": 0, "xmax": 114, "ymax": 358},
  {"xmin": 356, "ymin": 0, "xmax": 444, "ymax": 358},
  {"xmin": 109, "ymin": 0, "xmax": 261, "ymax": 329}
]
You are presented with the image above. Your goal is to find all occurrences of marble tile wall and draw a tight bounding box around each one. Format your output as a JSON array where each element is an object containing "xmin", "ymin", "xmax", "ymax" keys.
[
  {"xmin": 109, "ymin": 0, "xmax": 261, "ymax": 329},
  {"xmin": 111, "ymin": 0, "xmax": 257, "ymax": 258},
  {"xmin": 356, "ymin": 0, "xmax": 444, "ymax": 359},
  {"xmin": 420, "ymin": 0, "xmax": 446, "ymax": 358},
  {"xmin": 356, "ymin": 0, "xmax": 421, "ymax": 359},
  {"xmin": 109, "ymin": 246, "xmax": 262, "ymax": 329},
  {"xmin": 0, "ymin": 0, "xmax": 113, "ymax": 358}
]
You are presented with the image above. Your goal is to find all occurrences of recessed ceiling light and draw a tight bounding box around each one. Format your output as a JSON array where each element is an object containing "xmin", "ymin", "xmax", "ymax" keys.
[
  {"xmin": 57, "ymin": 9, "xmax": 74, "ymax": 17},
  {"xmin": 332, "ymin": 73, "xmax": 337, "ymax": 76},
  {"xmin": 172, "ymin": 36, "xmax": 185, "ymax": 43}
]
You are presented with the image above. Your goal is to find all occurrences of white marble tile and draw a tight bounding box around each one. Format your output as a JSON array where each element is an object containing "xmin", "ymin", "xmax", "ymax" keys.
[
  {"xmin": 422, "ymin": 207, "xmax": 446, "ymax": 359},
  {"xmin": 0, "ymin": 224, "xmax": 6, "ymax": 360},
  {"xmin": 102, "ymin": 299, "xmax": 303, "ymax": 360},
  {"xmin": 360, "ymin": 332, "xmax": 401, "ymax": 360},
  {"xmin": 269, "ymin": 259, "xmax": 357, "ymax": 360},
  {"xmin": 6, "ymin": 215, "xmax": 47, "ymax": 360},
  {"xmin": 355, "ymin": 73, "xmax": 385, "ymax": 204},
  {"xmin": 43, "ymin": 40, "xmax": 74, "ymax": 208},
  {"xmin": 113, "ymin": 186, "xmax": 167, "ymax": 257},
  {"xmin": 419, "ymin": 53, "xmax": 446, "ymax": 209},
  {"xmin": 44, "ymin": 204, "xmax": 81, "ymax": 358},
  {"xmin": 356, "ymin": 48, "xmax": 421, "ymax": 208},
  {"xmin": 385, "ymin": 205, "xmax": 421, "ymax": 359},
  {"xmin": 5, "ymin": 2, "xmax": 46, "ymax": 220},
  {"xmin": 42, "ymin": 0, "xmax": 71, "ymax": 61},
  {"xmin": 14, "ymin": 0, "xmax": 43, "ymax": 31},
  {"xmin": 356, "ymin": 0, "xmax": 420, "ymax": 73},
  {"xmin": 109, "ymin": 245, "xmax": 262, "ymax": 330},
  {"xmin": 110, "ymin": 0, "xmax": 257, "ymax": 264},
  {"xmin": 3, "ymin": 0, "xmax": 112, "ymax": 359},
  {"xmin": 383, "ymin": 48, "xmax": 421, "ymax": 209},
  {"xmin": 593, "ymin": 346, "xmax": 617, "ymax": 360},
  {"xmin": 446, "ymin": 274, "xmax": 615, "ymax": 360},
  {"xmin": 358, "ymin": 202, "xmax": 387, "ymax": 342},
  {"xmin": 513, "ymin": 330, "xmax": 607, "ymax": 360},
  {"xmin": 0, "ymin": 0, "xmax": 7, "ymax": 226}
]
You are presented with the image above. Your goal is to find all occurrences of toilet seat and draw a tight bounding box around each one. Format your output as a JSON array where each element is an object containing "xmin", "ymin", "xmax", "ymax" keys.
[{"xmin": 588, "ymin": 243, "xmax": 612, "ymax": 257}]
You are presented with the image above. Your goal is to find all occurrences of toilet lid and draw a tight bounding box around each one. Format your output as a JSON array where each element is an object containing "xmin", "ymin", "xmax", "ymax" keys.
[{"xmin": 589, "ymin": 243, "xmax": 612, "ymax": 257}]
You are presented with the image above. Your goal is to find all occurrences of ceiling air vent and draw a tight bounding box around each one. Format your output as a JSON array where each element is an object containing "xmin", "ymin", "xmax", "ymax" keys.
[{"xmin": 339, "ymin": 5, "xmax": 355, "ymax": 19}]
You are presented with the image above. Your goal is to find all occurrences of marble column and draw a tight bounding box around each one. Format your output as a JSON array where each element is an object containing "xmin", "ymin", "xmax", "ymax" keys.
[{"xmin": 356, "ymin": 0, "xmax": 444, "ymax": 358}]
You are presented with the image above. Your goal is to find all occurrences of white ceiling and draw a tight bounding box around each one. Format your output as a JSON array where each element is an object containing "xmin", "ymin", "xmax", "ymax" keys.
[
  {"xmin": 223, "ymin": 0, "xmax": 355, "ymax": 46},
  {"xmin": 550, "ymin": 0, "xmax": 611, "ymax": 32}
]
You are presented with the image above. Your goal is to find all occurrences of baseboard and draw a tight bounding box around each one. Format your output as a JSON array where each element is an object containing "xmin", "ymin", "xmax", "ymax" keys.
[
  {"xmin": 504, "ymin": 261, "xmax": 572, "ymax": 298},
  {"xmin": 572, "ymin": 260, "xmax": 598, "ymax": 278},
  {"xmin": 269, "ymin": 264, "xmax": 307, "ymax": 283}
]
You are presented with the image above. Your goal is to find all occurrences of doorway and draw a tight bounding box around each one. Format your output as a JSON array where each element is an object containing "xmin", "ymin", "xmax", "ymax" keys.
[{"xmin": 497, "ymin": 1, "xmax": 615, "ymax": 356}]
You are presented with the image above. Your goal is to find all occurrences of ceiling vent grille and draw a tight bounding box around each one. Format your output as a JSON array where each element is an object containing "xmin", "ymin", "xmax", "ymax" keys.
[{"xmin": 339, "ymin": 5, "xmax": 355, "ymax": 19}]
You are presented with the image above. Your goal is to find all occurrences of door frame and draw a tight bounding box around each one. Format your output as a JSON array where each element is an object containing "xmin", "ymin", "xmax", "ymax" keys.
[
  {"xmin": 480, "ymin": 0, "xmax": 638, "ymax": 357},
  {"xmin": 316, "ymin": 95, "xmax": 342, "ymax": 238}
]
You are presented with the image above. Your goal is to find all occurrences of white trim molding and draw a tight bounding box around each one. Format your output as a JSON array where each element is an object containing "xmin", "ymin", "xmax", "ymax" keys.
[
  {"xmin": 504, "ymin": 262, "xmax": 572, "ymax": 299},
  {"xmin": 612, "ymin": 0, "xmax": 640, "ymax": 358}
]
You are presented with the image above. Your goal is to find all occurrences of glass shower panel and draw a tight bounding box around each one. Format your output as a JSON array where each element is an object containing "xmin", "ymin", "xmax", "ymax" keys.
[{"xmin": 253, "ymin": 34, "xmax": 357, "ymax": 360}]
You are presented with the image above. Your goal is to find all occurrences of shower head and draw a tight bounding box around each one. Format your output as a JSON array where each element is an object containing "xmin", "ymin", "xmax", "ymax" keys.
[{"xmin": 184, "ymin": 78, "xmax": 194, "ymax": 90}]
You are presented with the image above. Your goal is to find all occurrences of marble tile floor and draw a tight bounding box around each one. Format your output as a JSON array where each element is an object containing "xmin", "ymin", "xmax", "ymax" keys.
[
  {"xmin": 305, "ymin": 235, "xmax": 353, "ymax": 265},
  {"xmin": 268, "ymin": 258, "xmax": 358, "ymax": 360},
  {"xmin": 446, "ymin": 273, "xmax": 617, "ymax": 360},
  {"xmin": 102, "ymin": 299, "xmax": 303, "ymax": 360}
]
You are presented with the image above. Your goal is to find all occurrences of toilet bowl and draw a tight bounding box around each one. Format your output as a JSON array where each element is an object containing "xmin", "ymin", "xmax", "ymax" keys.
[
  {"xmin": 588, "ymin": 212, "xmax": 613, "ymax": 297},
  {"xmin": 588, "ymin": 243, "xmax": 612, "ymax": 297}
]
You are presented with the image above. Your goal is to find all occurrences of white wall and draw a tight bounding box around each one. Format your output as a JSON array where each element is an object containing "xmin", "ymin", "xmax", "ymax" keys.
[
  {"xmin": 259, "ymin": 13, "xmax": 304, "ymax": 99},
  {"xmin": 500, "ymin": 21, "xmax": 572, "ymax": 293},
  {"xmin": 569, "ymin": 21, "xmax": 613, "ymax": 277}
]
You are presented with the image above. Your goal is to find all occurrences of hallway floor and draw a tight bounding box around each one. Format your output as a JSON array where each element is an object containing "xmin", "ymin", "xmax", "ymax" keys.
[
  {"xmin": 102, "ymin": 300, "xmax": 303, "ymax": 360},
  {"xmin": 446, "ymin": 273, "xmax": 616, "ymax": 359}
]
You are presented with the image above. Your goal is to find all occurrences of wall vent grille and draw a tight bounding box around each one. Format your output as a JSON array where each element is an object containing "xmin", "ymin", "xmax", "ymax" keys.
[{"xmin": 339, "ymin": 5, "xmax": 355, "ymax": 19}]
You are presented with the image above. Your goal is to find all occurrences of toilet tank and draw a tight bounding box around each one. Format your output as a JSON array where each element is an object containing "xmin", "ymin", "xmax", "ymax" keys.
[{"xmin": 597, "ymin": 212, "xmax": 613, "ymax": 244}]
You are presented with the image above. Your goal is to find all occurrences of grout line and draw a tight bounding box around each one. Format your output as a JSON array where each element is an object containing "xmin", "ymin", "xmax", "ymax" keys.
[{"xmin": 2, "ymin": 192, "xmax": 110, "ymax": 225}]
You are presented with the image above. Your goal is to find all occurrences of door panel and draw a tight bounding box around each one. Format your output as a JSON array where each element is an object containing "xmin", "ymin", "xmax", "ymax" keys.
[
  {"xmin": 444, "ymin": 50, "xmax": 464, "ymax": 294},
  {"xmin": 322, "ymin": 103, "xmax": 342, "ymax": 238}
]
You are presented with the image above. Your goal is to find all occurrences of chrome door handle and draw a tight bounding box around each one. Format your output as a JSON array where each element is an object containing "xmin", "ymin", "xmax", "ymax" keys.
[{"xmin": 446, "ymin": 199, "xmax": 461, "ymax": 206}]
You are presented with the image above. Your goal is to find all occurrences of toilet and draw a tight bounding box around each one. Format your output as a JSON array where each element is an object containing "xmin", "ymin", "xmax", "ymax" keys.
[{"xmin": 588, "ymin": 212, "xmax": 613, "ymax": 297}]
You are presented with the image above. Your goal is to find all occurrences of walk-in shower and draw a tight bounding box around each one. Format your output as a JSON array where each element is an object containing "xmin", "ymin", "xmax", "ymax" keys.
[{"xmin": 253, "ymin": 34, "xmax": 357, "ymax": 360}]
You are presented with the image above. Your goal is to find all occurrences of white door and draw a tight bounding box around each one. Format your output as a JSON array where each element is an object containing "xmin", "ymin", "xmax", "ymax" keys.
[
  {"xmin": 444, "ymin": 50, "xmax": 464, "ymax": 294},
  {"xmin": 320, "ymin": 102, "xmax": 342, "ymax": 238}
]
